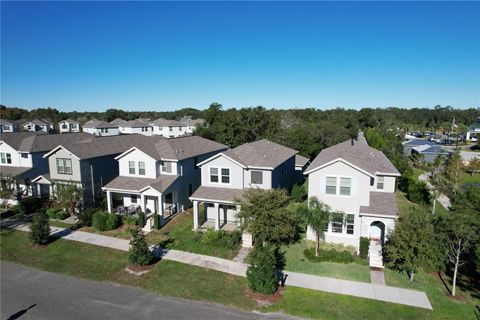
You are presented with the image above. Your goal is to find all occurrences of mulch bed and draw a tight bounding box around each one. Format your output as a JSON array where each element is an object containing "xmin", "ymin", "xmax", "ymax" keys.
[
  {"xmin": 125, "ymin": 261, "xmax": 159, "ymax": 276},
  {"xmin": 245, "ymin": 286, "xmax": 285, "ymax": 306}
]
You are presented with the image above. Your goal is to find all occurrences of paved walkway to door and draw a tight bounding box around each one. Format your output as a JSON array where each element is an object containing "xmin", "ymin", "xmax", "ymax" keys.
[{"xmin": 1, "ymin": 219, "xmax": 432, "ymax": 310}]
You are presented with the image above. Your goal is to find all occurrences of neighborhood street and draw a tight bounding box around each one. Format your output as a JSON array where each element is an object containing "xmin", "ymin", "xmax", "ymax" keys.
[{"xmin": 0, "ymin": 261, "xmax": 294, "ymax": 320}]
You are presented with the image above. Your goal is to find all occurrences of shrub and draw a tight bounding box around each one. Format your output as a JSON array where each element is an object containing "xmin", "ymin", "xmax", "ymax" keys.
[
  {"xmin": 92, "ymin": 212, "xmax": 107, "ymax": 231},
  {"xmin": 303, "ymin": 247, "xmax": 354, "ymax": 264},
  {"xmin": 18, "ymin": 197, "xmax": 42, "ymax": 214},
  {"xmin": 152, "ymin": 213, "xmax": 160, "ymax": 230},
  {"xmin": 128, "ymin": 229, "xmax": 153, "ymax": 266},
  {"xmin": 201, "ymin": 229, "xmax": 241, "ymax": 249},
  {"xmin": 105, "ymin": 212, "xmax": 122, "ymax": 230},
  {"xmin": 46, "ymin": 208, "xmax": 58, "ymax": 219},
  {"xmin": 359, "ymin": 237, "xmax": 370, "ymax": 259},
  {"xmin": 123, "ymin": 215, "xmax": 138, "ymax": 226},
  {"xmin": 246, "ymin": 245, "xmax": 278, "ymax": 295},
  {"xmin": 46, "ymin": 208, "xmax": 69, "ymax": 220},
  {"xmin": 318, "ymin": 241, "xmax": 357, "ymax": 255},
  {"xmin": 29, "ymin": 210, "xmax": 50, "ymax": 245},
  {"xmin": 137, "ymin": 212, "xmax": 146, "ymax": 228},
  {"xmin": 291, "ymin": 183, "xmax": 307, "ymax": 203},
  {"xmin": 78, "ymin": 208, "xmax": 96, "ymax": 226}
]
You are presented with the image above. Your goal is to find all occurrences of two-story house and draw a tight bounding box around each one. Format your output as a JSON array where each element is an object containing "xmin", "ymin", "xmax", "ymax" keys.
[
  {"xmin": 23, "ymin": 119, "xmax": 54, "ymax": 133},
  {"xmin": 38, "ymin": 134, "xmax": 144, "ymax": 207},
  {"xmin": 0, "ymin": 119, "xmax": 21, "ymax": 133},
  {"xmin": 118, "ymin": 119, "xmax": 153, "ymax": 136},
  {"xmin": 304, "ymin": 133, "xmax": 400, "ymax": 261},
  {"xmin": 0, "ymin": 132, "xmax": 94, "ymax": 203},
  {"xmin": 189, "ymin": 139, "xmax": 298, "ymax": 245},
  {"xmin": 82, "ymin": 119, "xmax": 120, "ymax": 136},
  {"xmin": 102, "ymin": 136, "xmax": 227, "ymax": 228},
  {"xmin": 58, "ymin": 119, "xmax": 80, "ymax": 133}
]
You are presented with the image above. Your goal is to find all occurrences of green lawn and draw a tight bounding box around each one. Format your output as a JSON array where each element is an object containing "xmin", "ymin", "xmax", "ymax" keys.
[
  {"xmin": 460, "ymin": 172, "xmax": 480, "ymax": 187},
  {"xmin": 412, "ymin": 168, "xmax": 426, "ymax": 180},
  {"xmin": 79, "ymin": 224, "xmax": 137, "ymax": 240},
  {"xmin": 1, "ymin": 230, "xmax": 478, "ymax": 320},
  {"xmin": 283, "ymin": 240, "xmax": 371, "ymax": 282},
  {"xmin": 49, "ymin": 219, "xmax": 78, "ymax": 229},
  {"xmin": 145, "ymin": 210, "xmax": 241, "ymax": 260}
]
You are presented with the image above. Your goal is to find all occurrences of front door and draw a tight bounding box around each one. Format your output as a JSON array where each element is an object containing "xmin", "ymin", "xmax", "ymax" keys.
[{"xmin": 146, "ymin": 197, "xmax": 157, "ymax": 214}]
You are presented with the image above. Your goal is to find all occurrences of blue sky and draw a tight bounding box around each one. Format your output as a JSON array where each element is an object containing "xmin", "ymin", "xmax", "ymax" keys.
[{"xmin": 1, "ymin": 1, "xmax": 479, "ymax": 111}]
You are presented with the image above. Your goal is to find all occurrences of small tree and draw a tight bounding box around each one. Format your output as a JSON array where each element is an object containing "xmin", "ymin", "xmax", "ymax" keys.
[
  {"xmin": 445, "ymin": 148, "xmax": 464, "ymax": 195},
  {"xmin": 466, "ymin": 157, "xmax": 480, "ymax": 175},
  {"xmin": 128, "ymin": 229, "xmax": 153, "ymax": 266},
  {"xmin": 246, "ymin": 245, "xmax": 278, "ymax": 295},
  {"xmin": 428, "ymin": 154, "xmax": 448, "ymax": 213},
  {"xmin": 55, "ymin": 183, "xmax": 85, "ymax": 216},
  {"xmin": 291, "ymin": 183, "xmax": 307, "ymax": 203},
  {"xmin": 29, "ymin": 210, "xmax": 50, "ymax": 245},
  {"xmin": 384, "ymin": 207, "xmax": 444, "ymax": 281},
  {"xmin": 237, "ymin": 188, "xmax": 300, "ymax": 247},
  {"xmin": 0, "ymin": 175, "xmax": 16, "ymax": 209},
  {"xmin": 297, "ymin": 197, "xmax": 331, "ymax": 256},
  {"xmin": 443, "ymin": 186, "xmax": 480, "ymax": 296}
]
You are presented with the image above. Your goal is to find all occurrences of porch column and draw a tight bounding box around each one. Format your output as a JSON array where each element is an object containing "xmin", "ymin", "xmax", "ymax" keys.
[
  {"xmin": 140, "ymin": 194, "xmax": 146, "ymax": 213},
  {"xmin": 193, "ymin": 200, "xmax": 199, "ymax": 230},
  {"xmin": 106, "ymin": 190, "xmax": 112, "ymax": 213},
  {"xmin": 36, "ymin": 184, "xmax": 41, "ymax": 197},
  {"xmin": 49, "ymin": 184, "xmax": 54, "ymax": 198},
  {"xmin": 158, "ymin": 194, "xmax": 163, "ymax": 216},
  {"xmin": 236, "ymin": 204, "xmax": 241, "ymax": 227},
  {"xmin": 214, "ymin": 203, "xmax": 220, "ymax": 230}
]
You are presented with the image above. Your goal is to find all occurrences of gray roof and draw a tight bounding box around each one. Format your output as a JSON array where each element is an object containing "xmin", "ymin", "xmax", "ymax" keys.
[
  {"xmin": 104, "ymin": 175, "xmax": 179, "ymax": 193},
  {"xmin": 151, "ymin": 118, "xmax": 176, "ymax": 127},
  {"xmin": 190, "ymin": 186, "xmax": 245, "ymax": 203},
  {"xmin": 129, "ymin": 135, "xmax": 228, "ymax": 161},
  {"xmin": 222, "ymin": 139, "xmax": 298, "ymax": 169},
  {"xmin": 295, "ymin": 154, "xmax": 310, "ymax": 167},
  {"xmin": 0, "ymin": 132, "xmax": 95, "ymax": 153},
  {"xmin": 0, "ymin": 166, "xmax": 33, "ymax": 177},
  {"xmin": 110, "ymin": 118, "xmax": 126, "ymax": 125},
  {"xmin": 0, "ymin": 119, "xmax": 13, "ymax": 125},
  {"xmin": 360, "ymin": 192, "xmax": 398, "ymax": 217},
  {"xmin": 403, "ymin": 139, "xmax": 435, "ymax": 146},
  {"xmin": 412, "ymin": 145, "xmax": 453, "ymax": 155},
  {"xmin": 25, "ymin": 119, "xmax": 51, "ymax": 126},
  {"xmin": 305, "ymin": 138, "xmax": 400, "ymax": 176},
  {"xmin": 58, "ymin": 118, "xmax": 79, "ymax": 124},
  {"xmin": 121, "ymin": 119, "xmax": 152, "ymax": 128},
  {"xmin": 83, "ymin": 119, "xmax": 118, "ymax": 129},
  {"xmin": 32, "ymin": 173, "xmax": 52, "ymax": 183}
]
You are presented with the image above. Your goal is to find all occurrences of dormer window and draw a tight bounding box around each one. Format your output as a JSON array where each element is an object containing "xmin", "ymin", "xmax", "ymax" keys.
[
  {"xmin": 377, "ymin": 176, "xmax": 384, "ymax": 190},
  {"xmin": 129, "ymin": 161, "xmax": 135, "ymax": 174},
  {"xmin": 138, "ymin": 162, "xmax": 146, "ymax": 175},
  {"xmin": 221, "ymin": 168, "xmax": 230, "ymax": 183}
]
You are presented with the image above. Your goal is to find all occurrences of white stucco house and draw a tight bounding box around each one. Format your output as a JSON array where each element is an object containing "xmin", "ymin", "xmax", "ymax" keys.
[
  {"xmin": 23, "ymin": 119, "xmax": 54, "ymax": 133},
  {"xmin": 0, "ymin": 132, "xmax": 94, "ymax": 204},
  {"xmin": 0, "ymin": 119, "xmax": 21, "ymax": 133},
  {"xmin": 118, "ymin": 119, "xmax": 153, "ymax": 136},
  {"xmin": 103, "ymin": 135, "xmax": 227, "ymax": 231},
  {"xmin": 150, "ymin": 116, "xmax": 205, "ymax": 138},
  {"xmin": 82, "ymin": 119, "xmax": 120, "ymax": 136},
  {"xmin": 58, "ymin": 119, "xmax": 80, "ymax": 133},
  {"xmin": 189, "ymin": 139, "xmax": 299, "ymax": 246},
  {"xmin": 304, "ymin": 133, "xmax": 400, "ymax": 266}
]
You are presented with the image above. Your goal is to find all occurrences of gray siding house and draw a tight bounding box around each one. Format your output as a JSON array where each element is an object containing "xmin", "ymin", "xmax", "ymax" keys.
[{"xmin": 189, "ymin": 139, "xmax": 300, "ymax": 246}]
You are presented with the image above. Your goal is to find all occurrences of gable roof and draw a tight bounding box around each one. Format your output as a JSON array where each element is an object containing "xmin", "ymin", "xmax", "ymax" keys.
[
  {"xmin": 151, "ymin": 118, "xmax": 176, "ymax": 127},
  {"xmin": 24, "ymin": 119, "xmax": 51, "ymax": 126},
  {"xmin": 58, "ymin": 118, "xmax": 79, "ymax": 124},
  {"xmin": 121, "ymin": 119, "xmax": 151, "ymax": 128},
  {"xmin": 82, "ymin": 119, "xmax": 118, "ymax": 129},
  {"xmin": 295, "ymin": 154, "xmax": 310, "ymax": 167},
  {"xmin": 305, "ymin": 137, "xmax": 400, "ymax": 176},
  {"xmin": 0, "ymin": 165, "xmax": 33, "ymax": 177},
  {"xmin": 110, "ymin": 118, "xmax": 126, "ymax": 125},
  {"xmin": 0, "ymin": 119, "xmax": 13, "ymax": 125},
  {"xmin": 220, "ymin": 139, "xmax": 298, "ymax": 169},
  {"xmin": 0, "ymin": 132, "xmax": 95, "ymax": 153},
  {"xmin": 117, "ymin": 135, "xmax": 228, "ymax": 161}
]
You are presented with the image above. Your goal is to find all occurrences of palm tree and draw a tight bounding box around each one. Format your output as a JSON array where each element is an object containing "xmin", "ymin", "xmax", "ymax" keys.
[{"xmin": 298, "ymin": 197, "xmax": 331, "ymax": 257}]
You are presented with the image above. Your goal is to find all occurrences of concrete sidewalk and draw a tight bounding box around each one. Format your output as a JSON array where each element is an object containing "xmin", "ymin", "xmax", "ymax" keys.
[
  {"xmin": 419, "ymin": 172, "xmax": 451, "ymax": 209},
  {"xmin": 3, "ymin": 220, "xmax": 432, "ymax": 310}
]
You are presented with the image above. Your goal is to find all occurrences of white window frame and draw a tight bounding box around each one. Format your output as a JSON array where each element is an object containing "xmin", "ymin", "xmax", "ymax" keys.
[
  {"xmin": 209, "ymin": 166, "xmax": 231, "ymax": 185},
  {"xmin": 129, "ymin": 161, "xmax": 136, "ymax": 175},
  {"xmin": 56, "ymin": 158, "xmax": 72, "ymax": 175},
  {"xmin": 138, "ymin": 161, "xmax": 146, "ymax": 175},
  {"xmin": 339, "ymin": 177, "xmax": 352, "ymax": 196},
  {"xmin": 346, "ymin": 214, "xmax": 355, "ymax": 235},
  {"xmin": 326, "ymin": 176, "xmax": 353, "ymax": 197},
  {"xmin": 331, "ymin": 214, "xmax": 343, "ymax": 233},
  {"xmin": 377, "ymin": 176, "xmax": 385, "ymax": 190},
  {"xmin": 251, "ymin": 170, "xmax": 263, "ymax": 185},
  {"xmin": 0, "ymin": 152, "xmax": 11, "ymax": 164},
  {"xmin": 325, "ymin": 176, "xmax": 337, "ymax": 195}
]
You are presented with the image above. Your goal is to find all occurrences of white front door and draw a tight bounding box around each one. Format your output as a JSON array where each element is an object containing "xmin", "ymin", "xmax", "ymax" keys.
[
  {"xmin": 146, "ymin": 197, "xmax": 157, "ymax": 214},
  {"xmin": 369, "ymin": 224, "xmax": 382, "ymax": 240}
]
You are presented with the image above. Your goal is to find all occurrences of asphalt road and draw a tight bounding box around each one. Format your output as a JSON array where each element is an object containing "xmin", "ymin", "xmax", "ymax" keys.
[{"xmin": 0, "ymin": 261, "xmax": 297, "ymax": 320}]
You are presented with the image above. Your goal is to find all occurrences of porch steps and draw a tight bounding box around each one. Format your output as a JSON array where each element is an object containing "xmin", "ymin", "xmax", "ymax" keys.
[{"xmin": 369, "ymin": 240, "xmax": 384, "ymax": 269}]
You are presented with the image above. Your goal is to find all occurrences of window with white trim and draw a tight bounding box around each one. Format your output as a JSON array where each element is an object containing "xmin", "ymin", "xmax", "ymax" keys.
[
  {"xmin": 131, "ymin": 195, "xmax": 137, "ymax": 204},
  {"xmin": 0, "ymin": 153, "xmax": 11, "ymax": 164},
  {"xmin": 221, "ymin": 168, "xmax": 230, "ymax": 183},
  {"xmin": 346, "ymin": 214, "xmax": 355, "ymax": 234},
  {"xmin": 377, "ymin": 176, "xmax": 384, "ymax": 190},
  {"xmin": 56, "ymin": 158, "xmax": 72, "ymax": 175},
  {"xmin": 21, "ymin": 153, "xmax": 28, "ymax": 159},
  {"xmin": 340, "ymin": 177, "xmax": 351, "ymax": 196},
  {"xmin": 251, "ymin": 170, "xmax": 263, "ymax": 184},
  {"xmin": 210, "ymin": 167, "xmax": 219, "ymax": 183},
  {"xmin": 331, "ymin": 214, "xmax": 343, "ymax": 233},
  {"xmin": 326, "ymin": 176, "xmax": 337, "ymax": 195},
  {"xmin": 138, "ymin": 161, "xmax": 146, "ymax": 175},
  {"xmin": 129, "ymin": 161, "xmax": 135, "ymax": 174}
]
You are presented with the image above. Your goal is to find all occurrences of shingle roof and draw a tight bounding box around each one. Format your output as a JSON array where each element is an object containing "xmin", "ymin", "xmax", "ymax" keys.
[
  {"xmin": 104, "ymin": 175, "xmax": 179, "ymax": 193},
  {"xmin": 121, "ymin": 119, "xmax": 152, "ymax": 128},
  {"xmin": 110, "ymin": 118, "xmax": 126, "ymax": 125},
  {"xmin": 295, "ymin": 154, "xmax": 310, "ymax": 167},
  {"xmin": 0, "ymin": 166, "xmax": 33, "ymax": 177},
  {"xmin": 222, "ymin": 139, "xmax": 298, "ymax": 169},
  {"xmin": 0, "ymin": 119, "xmax": 13, "ymax": 125},
  {"xmin": 305, "ymin": 138, "xmax": 400, "ymax": 176},
  {"xmin": 0, "ymin": 132, "xmax": 94, "ymax": 153},
  {"xmin": 403, "ymin": 139, "xmax": 435, "ymax": 146},
  {"xmin": 360, "ymin": 192, "xmax": 398, "ymax": 217},
  {"xmin": 26, "ymin": 119, "xmax": 51, "ymax": 126},
  {"xmin": 129, "ymin": 135, "xmax": 228, "ymax": 161},
  {"xmin": 412, "ymin": 145, "xmax": 453, "ymax": 155},
  {"xmin": 58, "ymin": 118, "xmax": 79, "ymax": 124},
  {"xmin": 190, "ymin": 186, "xmax": 245, "ymax": 203},
  {"xmin": 82, "ymin": 119, "xmax": 118, "ymax": 129},
  {"xmin": 151, "ymin": 118, "xmax": 176, "ymax": 127}
]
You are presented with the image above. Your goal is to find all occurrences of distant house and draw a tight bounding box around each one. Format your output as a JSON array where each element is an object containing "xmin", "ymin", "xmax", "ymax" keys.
[
  {"xmin": 23, "ymin": 119, "xmax": 54, "ymax": 133},
  {"xmin": 402, "ymin": 139, "xmax": 436, "ymax": 156},
  {"xmin": 0, "ymin": 132, "xmax": 94, "ymax": 203},
  {"xmin": 189, "ymin": 139, "xmax": 299, "ymax": 247},
  {"xmin": 304, "ymin": 133, "xmax": 400, "ymax": 266},
  {"xmin": 411, "ymin": 145, "xmax": 453, "ymax": 163},
  {"xmin": 0, "ymin": 119, "xmax": 20, "ymax": 133},
  {"xmin": 109, "ymin": 118, "xmax": 126, "ymax": 125},
  {"xmin": 58, "ymin": 119, "xmax": 80, "ymax": 133},
  {"xmin": 103, "ymin": 135, "xmax": 227, "ymax": 231},
  {"xmin": 295, "ymin": 154, "xmax": 310, "ymax": 184},
  {"xmin": 465, "ymin": 117, "xmax": 480, "ymax": 142},
  {"xmin": 82, "ymin": 119, "xmax": 120, "ymax": 136},
  {"xmin": 151, "ymin": 116, "xmax": 205, "ymax": 138},
  {"xmin": 118, "ymin": 119, "xmax": 153, "ymax": 136}
]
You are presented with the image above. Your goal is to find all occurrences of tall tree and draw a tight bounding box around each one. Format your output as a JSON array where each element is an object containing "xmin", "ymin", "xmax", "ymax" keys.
[
  {"xmin": 384, "ymin": 207, "xmax": 445, "ymax": 281},
  {"xmin": 297, "ymin": 197, "xmax": 332, "ymax": 256},
  {"xmin": 55, "ymin": 183, "xmax": 85, "ymax": 216},
  {"xmin": 445, "ymin": 148, "xmax": 464, "ymax": 195},
  {"xmin": 429, "ymin": 154, "xmax": 448, "ymax": 213}
]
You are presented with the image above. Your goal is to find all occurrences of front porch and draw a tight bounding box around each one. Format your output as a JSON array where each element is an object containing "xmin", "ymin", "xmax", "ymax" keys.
[
  {"xmin": 192, "ymin": 200, "xmax": 240, "ymax": 231},
  {"xmin": 198, "ymin": 219, "xmax": 237, "ymax": 231}
]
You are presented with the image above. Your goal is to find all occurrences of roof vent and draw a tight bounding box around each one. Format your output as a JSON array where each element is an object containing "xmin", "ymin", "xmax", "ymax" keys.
[
  {"xmin": 351, "ymin": 138, "xmax": 355, "ymax": 146},
  {"xmin": 264, "ymin": 154, "xmax": 267, "ymax": 158}
]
